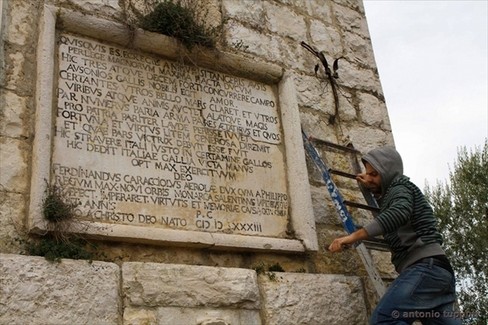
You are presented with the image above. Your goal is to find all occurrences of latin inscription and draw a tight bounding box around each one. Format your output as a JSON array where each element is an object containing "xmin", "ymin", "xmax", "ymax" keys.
[{"xmin": 52, "ymin": 33, "xmax": 289, "ymax": 237}]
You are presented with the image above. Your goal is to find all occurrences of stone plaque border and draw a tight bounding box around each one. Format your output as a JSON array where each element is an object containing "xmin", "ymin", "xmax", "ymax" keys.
[{"xmin": 28, "ymin": 5, "xmax": 318, "ymax": 252}]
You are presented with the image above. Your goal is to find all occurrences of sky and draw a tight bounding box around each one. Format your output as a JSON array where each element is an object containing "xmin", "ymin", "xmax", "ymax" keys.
[{"xmin": 362, "ymin": 0, "xmax": 488, "ymax": 189}]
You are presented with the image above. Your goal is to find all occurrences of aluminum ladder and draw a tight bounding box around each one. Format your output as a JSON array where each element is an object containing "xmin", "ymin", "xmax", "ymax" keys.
[{"xmin": 302, "ymin": 130, "xmax": 387, "ymax": 298}]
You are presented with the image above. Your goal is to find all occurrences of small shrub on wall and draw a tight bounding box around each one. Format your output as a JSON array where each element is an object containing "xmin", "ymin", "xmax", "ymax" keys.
[
  {"xmin": 26, "ymin": 184, "xmax": 94, "ymax": 262},
  {"xmin": 139, "ymin": 0, "xmax": 218, "ymax": 49}
]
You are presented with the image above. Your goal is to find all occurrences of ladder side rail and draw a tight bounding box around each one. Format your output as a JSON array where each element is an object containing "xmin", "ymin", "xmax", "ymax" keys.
[
  {"xmin": 302, "ymin": 131, "xmax": 356, "ymax": 234},
  {"xmin": 356, "ymin": 243, "xmax": 387, "ymax": 296}
]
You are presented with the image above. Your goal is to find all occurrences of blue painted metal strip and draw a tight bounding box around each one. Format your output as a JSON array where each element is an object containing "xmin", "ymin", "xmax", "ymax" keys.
[{"xmin": 302, "ymin": 130, "xmax": 357, "ymax": 234}]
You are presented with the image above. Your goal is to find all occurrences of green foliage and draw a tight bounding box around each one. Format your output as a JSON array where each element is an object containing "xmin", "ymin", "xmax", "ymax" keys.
[
  {"xmin": 43, "ymin": 184, "xmax": 78, "ymax": 222},
  {"xmin": 268, "ymin": 263, "xmax": 285, "ymax": 272},
  {"xmin": 139, "ymin": 0, "xmax": 217, "ymax": 49},
  {"xmin": 425, "ymin": 140, "xmax": 487, "ymax": 325},
  {"xmin": 253, "ymin": 263, "xmax": 266, "ymax": 275},
  {"xmin": 37, "ymin": 183, "xmax": 94, "ymax": 262},
  {"xmin": 252, "ymin": 262, "xmax": 285, "ymax": 281},
  {"xmin": 27, "ymin": 236, "xmax": 94, "ymax": 262}
]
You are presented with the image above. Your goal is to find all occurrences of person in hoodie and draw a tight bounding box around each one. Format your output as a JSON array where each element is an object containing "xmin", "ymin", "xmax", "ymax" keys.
[{"xmin": 328, "ymin": 146, "xmax": 460, "ymax": 325}]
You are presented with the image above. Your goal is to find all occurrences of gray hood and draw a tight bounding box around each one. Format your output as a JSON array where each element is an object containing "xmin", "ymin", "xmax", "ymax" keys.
[{"xmin": 362, "ymin": 146, "xmax": 403, "ymax": 197}]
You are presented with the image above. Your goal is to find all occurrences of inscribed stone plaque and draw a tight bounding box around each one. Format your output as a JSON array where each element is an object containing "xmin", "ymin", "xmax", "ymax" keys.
[{"xmin": 53, "ymin": 33, "xmax": 289, "ymax": 238}]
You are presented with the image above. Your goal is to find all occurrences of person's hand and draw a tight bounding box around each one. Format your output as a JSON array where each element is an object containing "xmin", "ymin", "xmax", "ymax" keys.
[
  {"xmin": 327, "ymin": 228, "xmax": 369, "ymax": 252},
  {"xmin": 328, "ymin": 235, "xmax": 353, "ymax": 252},
  {"xmin": 356, "ymin": 173, "xmax": 367, "ymax": 186}
]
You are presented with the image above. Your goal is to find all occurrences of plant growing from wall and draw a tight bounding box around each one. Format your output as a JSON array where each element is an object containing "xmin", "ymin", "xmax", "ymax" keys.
[
  {"xmin": 139, "ymin": 0, "xmax": 219, "ymax": 49},
  {"xmin": 268, "ymin": 263, "xmax": 285, "ymax": 272},
  {"xmin": 253, "ymin": 262, "xmax": 285, "ymax": 281},
  {"xmin": 43, "ymin": 184, "xmax": 79, "ymax": 223},
  {"xmin": 27, "ymin": 236, "xmax": 94, "ymax": 262},
  {"xmin": 28, "ymin": 183, "xmax": 94, "ymax": 262}
]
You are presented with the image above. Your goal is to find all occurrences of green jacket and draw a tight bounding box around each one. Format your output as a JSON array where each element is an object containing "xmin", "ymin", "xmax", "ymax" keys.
[{"xmin": 362, "ymin": 147, "xmax": 445, "ymax": 273}]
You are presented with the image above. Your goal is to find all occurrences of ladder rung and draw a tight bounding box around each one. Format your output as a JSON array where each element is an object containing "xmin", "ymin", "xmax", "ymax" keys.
[
  {"xmin": 363, "ymin": 238, "xmax": 390, "ymax": 251},
  {"xmin": 310, "ymin": 137, "xmax": 361, "ymax": 154},
  {"xmin": 344, "ymin": 200, "xmax": 380, "ymax": 212},
  {"xmin": 329, "ymin": 169, "xmax": 356, "ymax": 179}
]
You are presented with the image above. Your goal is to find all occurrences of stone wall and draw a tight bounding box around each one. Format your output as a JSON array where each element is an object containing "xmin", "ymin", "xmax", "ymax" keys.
[
  {"xmin": 1, "ymin": 253, "xmax": 368, "ymax": 325},
  {"xmin": 0, "ymin": 0, "xmax": 396, "ymax": 323}
]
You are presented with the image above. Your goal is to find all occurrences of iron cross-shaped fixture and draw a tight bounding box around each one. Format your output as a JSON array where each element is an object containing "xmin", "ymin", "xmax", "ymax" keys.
[{"xmin": 301, "ymin": 41, "xmax": 342, "ymax": 124}]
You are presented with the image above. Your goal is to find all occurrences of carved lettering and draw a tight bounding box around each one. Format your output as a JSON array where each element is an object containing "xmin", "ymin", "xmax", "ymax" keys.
[{"xmin": 52, "ymin": 33, "xmax": 289, "ymax": 237}]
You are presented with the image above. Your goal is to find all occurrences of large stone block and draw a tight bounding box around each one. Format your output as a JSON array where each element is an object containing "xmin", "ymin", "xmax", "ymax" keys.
[
  {"xmin": 0, "ymin": 137, "xmax": 29, "ymax": 192},
  {"xmin": 343, "ymin": 31, "xmax": 377, "ymax": 69},
  {"xmin": 358, "ymin": 92, "xmax": 391, "ymax": 129},
  {"xmin": 124, "ymin": 306, "xmax": 261, "ymax": 325},
  {"xmin": 339, "ymin": 60, "xmax": 381, "ymax": 93},
  {"xmin": 4, "ymin": 0, "xmax": 39, "ymax": 46},
  {"xmin": 371, "ymin": 250, "xmax": 397, "ymax": 279},
  {"xmin": 259, "ymin": 272, "xmax": 368, "ymax": 325},
  {"xmin": 0, "ymin": 90, "xmax": 30, "ymax": 138},
  {"xmin": 0, "ymin": 254, "xmax": 120, "ymax": 325},
  {"xmin": 332, "ymin": 2, "xmax": 369, "ymax": 38},
  {"xmin": 123, "ymin": 263, "xmax": 262, "ymax": 324},
  {"xmin": 3, "ymin": 51, "xmax": 27, "ymax": 92},
  {"xmin": 0, "ymin": 192, "xmax": 26, "ymax": 254},
  {"xmin": 336, "ymin": 88, "xmax": 358, "ymax": 122},
  {"xmin": 123, "ymin": 263, "xmax": 261, "ymax": 309},
  {"xmin": 225, "ymin": 21, "xmax": 282, "ymax": 62},
  {"xmin": 61, "ymin": 0, "xmax": 122, "ymax": 19},
  {"xmin": 294, "ymin": 73, "xmax": 334, "ymax": 113},
  {"xmin": 310, "ymin": 185, "xmax": 341, "ymax": 226},
  {"xmin": 222, "ymin": 0, "xmax": 264, "ymax": 27},
  {"xmin": 299, "ymin": 109, "xmax": 337, "ymax": 144},
  {"xmin": 305, "ymin": 0, "xmax": 333, "ymax": 23},
  {"xmin": 309, "ymin": 19, "xmax": 342, "ymax": 59},
  {"xmin": 264, "ymin": 2, "xmax": 306, "ymax": 41},
  {"xmin": 345, "ymin": 125, "xmax": 394, "ymax": 152}
]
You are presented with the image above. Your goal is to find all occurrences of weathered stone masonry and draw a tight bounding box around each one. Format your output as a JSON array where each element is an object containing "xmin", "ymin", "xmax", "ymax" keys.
[{"xmin": 0, "ymin": 0, "xmax": 396, "ymax": 324}]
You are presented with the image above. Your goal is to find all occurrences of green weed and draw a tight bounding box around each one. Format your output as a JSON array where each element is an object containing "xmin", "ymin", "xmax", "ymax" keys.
[{"xmin": 140, "ymin": 0, "xmax": 218, "ymax": 49}]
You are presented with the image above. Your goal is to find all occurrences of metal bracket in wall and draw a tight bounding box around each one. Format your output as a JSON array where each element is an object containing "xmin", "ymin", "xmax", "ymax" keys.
[{"xmin": 301, "ymin": 41, "xmax": 343, "ymax": 125}]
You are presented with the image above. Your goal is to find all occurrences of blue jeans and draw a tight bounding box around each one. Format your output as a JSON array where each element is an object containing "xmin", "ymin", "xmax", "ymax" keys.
[{"xmin": 370, "ymin": 258, "xmax": 461, "ymax": 325}]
